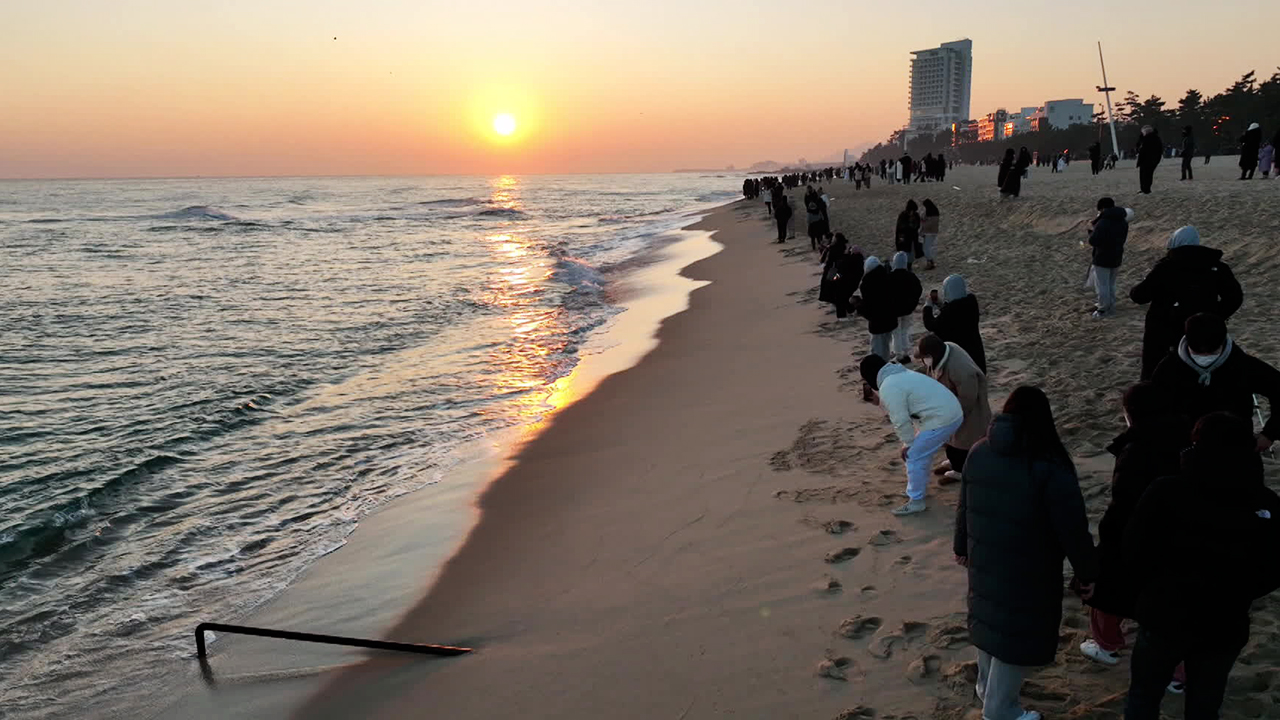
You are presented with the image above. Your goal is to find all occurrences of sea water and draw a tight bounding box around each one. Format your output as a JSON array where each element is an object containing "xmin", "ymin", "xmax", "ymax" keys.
[{"xmin": 0, "ymin": 173, "xmax": 738, "ymax": 718}]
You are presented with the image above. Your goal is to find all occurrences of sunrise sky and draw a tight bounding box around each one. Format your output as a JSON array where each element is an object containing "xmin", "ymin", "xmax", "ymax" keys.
[{"xmin": 3, "ymin": 0, "xmax": 1277, "ymax": 178}]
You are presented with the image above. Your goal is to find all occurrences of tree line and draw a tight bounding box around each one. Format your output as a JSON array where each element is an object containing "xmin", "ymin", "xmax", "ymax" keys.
[{"xmin": 860, "ymin": 68, "xmax": 1280, "ymax": 165}]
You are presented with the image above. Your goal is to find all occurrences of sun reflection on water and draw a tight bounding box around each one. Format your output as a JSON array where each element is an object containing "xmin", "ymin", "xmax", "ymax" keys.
[{"xmin": 478, "ymin": 174, "xmax": 586, "ymax": 429}]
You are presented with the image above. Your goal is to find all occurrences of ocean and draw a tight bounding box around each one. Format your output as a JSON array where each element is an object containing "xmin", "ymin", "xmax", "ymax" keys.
[{"xmin": 0, "ymin": 173, "xmax": 739, "ymax": 718}]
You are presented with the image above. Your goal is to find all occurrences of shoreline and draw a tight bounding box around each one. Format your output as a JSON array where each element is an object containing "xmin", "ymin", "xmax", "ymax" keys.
[
  {"xmin": 287, "ymin": 199, "xmax": 901, "ymax": 719},
  {"xmin": 149, "ymin": 208, "xmax": 732, "ymax": 719}
]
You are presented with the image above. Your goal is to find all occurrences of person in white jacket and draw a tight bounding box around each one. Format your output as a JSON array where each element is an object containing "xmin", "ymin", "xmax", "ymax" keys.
[{"xmin": 860, "ymin": 355, "xmax": 964, "ymax": 516}]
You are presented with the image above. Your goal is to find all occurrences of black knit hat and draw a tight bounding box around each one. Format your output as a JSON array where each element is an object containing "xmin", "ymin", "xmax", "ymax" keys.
[{"xmin": 860, "ymin": 355, "xmax": 888, "ymax": 389}]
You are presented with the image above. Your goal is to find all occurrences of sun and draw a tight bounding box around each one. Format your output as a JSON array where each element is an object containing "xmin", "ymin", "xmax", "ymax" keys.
[{"xmin": 493, "ymin": 113, "xmax": 517, "ymax": 136}]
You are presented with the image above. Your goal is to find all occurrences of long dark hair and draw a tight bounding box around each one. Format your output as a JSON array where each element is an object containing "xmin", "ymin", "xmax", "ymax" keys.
[
  {"xmin": 1001, "ymin": 386, "xmax": 1071, "ymax": 465},
  {"xmin": 922, "ymin": 199, "xmax": 939, "ymax": 217}
]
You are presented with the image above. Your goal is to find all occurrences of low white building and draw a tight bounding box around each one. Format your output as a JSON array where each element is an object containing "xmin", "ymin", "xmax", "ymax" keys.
[{"xmin": 1044, "ymin": 99, "xmax": 1093, "ymax": 129}]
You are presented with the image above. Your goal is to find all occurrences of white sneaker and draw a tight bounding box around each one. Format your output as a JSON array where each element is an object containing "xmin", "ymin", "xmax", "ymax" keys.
[
  {"xmin": 941, "ymin": 470, "xmax": 964, "ymax": 485},
  {"xmin": 975, "ymin": 683, "xmax": 985, "ymax": 701},
  {"xmin": 892, "ymin": 499, "xmax": 927, "ymax": 516},
  {"xmin": 1014, "ymin": 712, "xmax": 1042, "ymax": 720},
  {"xmin": 1080, "ymin": 639, "xmax": 1120, "ymax": 666},
  {"xmin": 1168, "ymin": 680, "xmax": 1185, "ymax": 694}
]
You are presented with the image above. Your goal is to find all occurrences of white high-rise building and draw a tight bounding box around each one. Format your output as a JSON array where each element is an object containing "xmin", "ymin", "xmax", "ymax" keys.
[{"xmin": 907, "ymin": 39, "xmax": 973, "ymax": 139}]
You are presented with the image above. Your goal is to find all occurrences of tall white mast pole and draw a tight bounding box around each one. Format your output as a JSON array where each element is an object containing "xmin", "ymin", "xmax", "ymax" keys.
[{"xmin": 1096, "ymin": 42, "xmax": 1121, "ymax": 158}]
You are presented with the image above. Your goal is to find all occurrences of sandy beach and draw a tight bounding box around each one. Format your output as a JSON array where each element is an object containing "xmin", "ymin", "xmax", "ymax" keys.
[{"xmin": 243, "ymin": 163, "xmax": 1276, "ymax": 720}]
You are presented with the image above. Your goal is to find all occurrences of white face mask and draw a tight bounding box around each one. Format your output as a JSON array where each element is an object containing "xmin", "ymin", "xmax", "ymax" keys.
[
  {"xmin": 1190, "ymin": 352, "xmax": 1221, "ymax": 368},
  {"xmin": 922, "ymin": 357, "xmax": 933, "ymax": 369}
]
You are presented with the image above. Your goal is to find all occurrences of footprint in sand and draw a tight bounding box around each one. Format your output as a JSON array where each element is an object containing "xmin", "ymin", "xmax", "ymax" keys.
[
  {"xmin": 825, "ymin": 547, "xmax": 861, "ymax": 564},
  {"xmin": 860, "ymin": 585, "xmax": 879, "ymax": 600},
  {"xmin": 928, "ymin": 623, "xmax": 971, "ymax": 650},
  {"xmin": 894, "ymin": 555, "xmax": 913, "ymax": 568},
  {"xmin": 869, "ymin": 529, "xmax": 901, "ymax": 546},
  {"xmin": 817, "ymin": 654, "xmax": 855, "ymax": 681},
  {"xmin": 815, "ymin": 576, "xmax": 844, "ymax": 594},
  {"xmin": 837, "ymin": 615, "xmax": 884, "ymax": 640},
  {"xmin": 867, "ymin": 621, "xmax": 930, "ymax": 660},
  {"xmin": 832, "ymin": 707, "xmax": 876, "ymax": 720},
  {"xmin": 824, "ymin": 519, "xmax": 855, "ymax": 535},
  {"xmin": 905, "ymin": 655, "xmax": 943, "ymax": 684}
]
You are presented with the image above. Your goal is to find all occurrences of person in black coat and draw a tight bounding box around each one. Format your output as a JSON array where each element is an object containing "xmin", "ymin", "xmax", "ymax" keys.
[
  {"xmin": 1136, "ymin": 125, "xmax": 1163, "ymax": 194},
  {"xmin": 1239, "ymin": 123, "xmax": 1262, "ymax": 179},
  {"xmin": 955, "ymin": 387, "xmax": 1097, "ymax": 720},
  {"xmin": 1151, "ymin": 313, "xmax": 1280, "ymax": 452},
  {"xmin": 1080, "ymin": 383, "xmax": 1190, "ymax": 667},
  {"xmin": 900, "ymin": 153, "xmax": 914, "ymax": 185},
  {"xmin": 888, "ymin": 252, "xmax": 923, "ymax": 362},
  {"xmin": 1087, "ymin": 198, "xmax": 1128, "ymax": 318},
  {"xmin": 773, "ymin": 192, "xmax": 791, "ymax": 243},
  {"xmin": 854, "ymin": 256, "xmax": 898, "ymax": 360},
  {"xmin": 894, "ymin": 200, "xmax": 921, "ymax": 262},
  {"xmin": 1179, "ymin": 126, "xmax": 1196, "ymax": 181},
  {"xmin": 1089, "ymin": 141, "xmax": 1103, "ymax": 175},
  {"xmin": 923, "ymin": 274, "xmax": 987, "ymax": 373},
  {"xmin": 997, "ymin": 148, "xmax": 1015, "ymax": 190},
  {"xmin": 818, "ymin": 234, "xmax": 864, "ymax": 319},
  {"xmin": 1130, "ymin": 226, "xmax": 1243, "ymax": 379},
  {"xmin": 1123, "ymin": 412, "xmax": 1280, "ymax": 720}
]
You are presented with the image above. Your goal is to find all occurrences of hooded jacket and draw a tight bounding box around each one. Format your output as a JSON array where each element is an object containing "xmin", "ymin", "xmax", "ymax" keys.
[
  {"xmin": 888, "ymin": 253, "xmax": 923, "ymax": 318},
  {"xmin": 954, "ymin": 414, "xmax": 1098, "ymax": 667},
  {"xmin": 1240, "ymin": 126, "xmax": 1263, "ymax": 169},
  {"xmin": 922, "ymin": 277, "xmax": 987, "ymax": 373},
  {"xmin": 1088, "ymin": 207, "xmax": 1128, "ymax": 268},
  {"xmin": 895, "ymin": 209, "xmax": 921, "ymax": 254},
  {"xmin": 1087, "ymin": 417, "xmax": 1189, "ymax": 618},
  {"xmin": 1129, "ymin": 238, "xmax": 1243, "ymax": 379},
  {"xmin": 1124, "ymin": 445, "xmax": 1280, "ymax": 648},
  {"xmin": 875, "ymin": 363, "xmax": 964, "ymax": 446},
  {"xmin": 926, "ymin": 342, "xmax": 992, "ymax": 450},
  {"xmin": 1137, "ymin": 131, "xmax": 1164, "ymax": 169},
  {"xmin": 1151, "ymin": 343, "xmax": 1280, "ymax": 440},
  {"xmin": 857, "ymin": 260, "xmax": 899, "ymax": 334}
]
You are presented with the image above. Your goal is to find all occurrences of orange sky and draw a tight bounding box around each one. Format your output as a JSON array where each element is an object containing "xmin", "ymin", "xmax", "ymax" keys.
[{"xmin": 3, "ymin": 0, "xmax": 1277, "ymax": 178}]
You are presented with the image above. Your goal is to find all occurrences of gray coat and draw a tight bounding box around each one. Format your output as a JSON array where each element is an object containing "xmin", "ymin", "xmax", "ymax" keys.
[{"xmin": 954, "ymin": 414, "xmax": 1098, "ymax": 667}]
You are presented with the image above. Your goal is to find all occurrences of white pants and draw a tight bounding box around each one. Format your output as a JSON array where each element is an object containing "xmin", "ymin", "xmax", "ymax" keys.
[
  {"xmin": 976, "ymin": 649, "xmax": 1033, "ymax": 720},
  {"xmin": 922, "ymin": 233, "xmax": 938, "ymax": 260},
  {"xmin": 892, "ymin": 315, "xmax": 913, "ymax": 358}
]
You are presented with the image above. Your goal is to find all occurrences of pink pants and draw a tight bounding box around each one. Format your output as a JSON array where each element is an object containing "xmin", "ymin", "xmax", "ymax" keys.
[{"xmin": 1091, "ymin": 607, "xmax": 1185, "ymax": 681}]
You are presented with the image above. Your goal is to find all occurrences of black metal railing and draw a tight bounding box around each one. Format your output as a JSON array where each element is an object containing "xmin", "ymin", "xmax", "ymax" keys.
[{"xmin": 194, "ymin": 622, "xmax": 473, "ymax": 660}]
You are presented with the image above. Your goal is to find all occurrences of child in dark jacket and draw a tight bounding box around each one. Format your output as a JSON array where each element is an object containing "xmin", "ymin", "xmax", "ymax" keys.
[{"xmin": 1087, "ymin": 197, "xmax": 1129, "ymax": 318}]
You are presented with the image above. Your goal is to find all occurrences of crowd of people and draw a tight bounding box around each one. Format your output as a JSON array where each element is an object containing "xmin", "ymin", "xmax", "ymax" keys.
[{"xmin": 747, "ymin": 171, "xmax": 1280, "ymax": 720}]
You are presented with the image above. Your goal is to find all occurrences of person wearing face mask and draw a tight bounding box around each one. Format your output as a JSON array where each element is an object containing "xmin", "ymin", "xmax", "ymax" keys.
[
  {"xmin": 1151, "ymin": 313, "xmax": 1280, "ymax": 453},
  {"xmin": 1129, "ymin": 226, "xmax": 1243, "ymax": 380},
  {"xmin": 1122, "ymin": 412, "xmax": 1280, "ymax": 720},
  {"xmin": 1080, "ymin": 383, "xmax": 1190, "ymax": 670},
  {"xmin": 923, "ymin": 274, "xmax": 987, "ymax": 373},
  {"xmin": 859, "ymin": 354, "xmax": 963, "ymax": 516},
  {"xmin": 916, "ymin": 333, "xmax": 992, "ymax": 485}
]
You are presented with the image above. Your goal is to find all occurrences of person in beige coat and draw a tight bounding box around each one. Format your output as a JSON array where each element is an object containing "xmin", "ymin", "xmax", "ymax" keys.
[{"xmin": 917, "ymin": 333, "xmax": 992, "ymax": 484}]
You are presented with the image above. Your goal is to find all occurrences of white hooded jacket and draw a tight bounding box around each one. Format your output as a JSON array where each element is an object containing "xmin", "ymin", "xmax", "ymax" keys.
[{"xmin": 876, "ymin": 364, "xmax": 964, "ymax": 446}]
